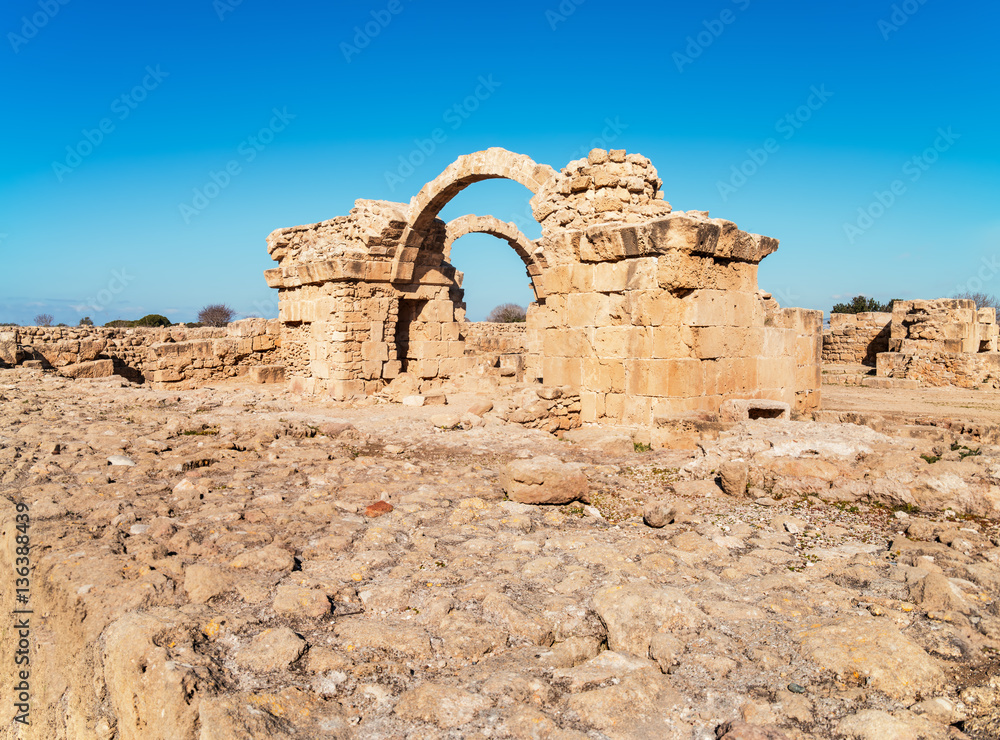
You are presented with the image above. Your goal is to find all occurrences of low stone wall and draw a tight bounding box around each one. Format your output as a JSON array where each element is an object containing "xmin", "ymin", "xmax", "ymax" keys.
[
  {"xmin": 460, "ymin": 322, "xmax": 528, "ymax": 355},
  {"xmin": 877, "ymin": 351, "xmax": 1000, "ymax": 389},
  {"xmin": 3, "ymin": 320, "xmax": 282, "ymax": 386},
  {"xmin": 822, "ymin": 312, "xmax": 891, "ymax": 366}
]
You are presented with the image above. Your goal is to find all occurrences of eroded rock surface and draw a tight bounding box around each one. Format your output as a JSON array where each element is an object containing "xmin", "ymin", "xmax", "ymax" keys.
[{"xmin": 1, "ymin": 368, "xmax": 999, "ymax": 739}]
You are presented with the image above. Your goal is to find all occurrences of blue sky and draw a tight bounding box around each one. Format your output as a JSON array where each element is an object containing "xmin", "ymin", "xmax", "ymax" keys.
[{"xmin": 1, "ymin": 0, "xmax": 998, "ymax": 324}]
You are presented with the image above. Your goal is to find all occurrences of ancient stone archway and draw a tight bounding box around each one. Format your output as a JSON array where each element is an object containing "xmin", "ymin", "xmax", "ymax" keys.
[
  {"xmin": 443, "ymin": 214, "xmax": 546, "ymax": 299},
  {"xmin": 265, "ymin": 147, "xmax": 824, "ymax": 432},
  {"xmin": 406, "ymin": 148, "xmax": 557, "ymax": 235}
]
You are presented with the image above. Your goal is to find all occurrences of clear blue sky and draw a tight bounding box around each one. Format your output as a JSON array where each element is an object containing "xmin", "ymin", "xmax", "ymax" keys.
[{"xmin": 2, "ymin": 0, "xmax": 998, "ymax": 324}]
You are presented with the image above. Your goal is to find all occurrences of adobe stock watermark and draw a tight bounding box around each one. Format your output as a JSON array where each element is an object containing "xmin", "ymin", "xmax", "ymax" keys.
[
  {"xmin": 843, "ymin": 126, "xmax": 960, "ymax": 244},
  {"xmin": 770, "ymin": 286, "xmax": 802, "ymax": 307},
  {"xmin": 8, "ymin": 0, "xmax": 71, "ymax": 54},
  {"xmin": 878, "ymin": 0, "xmax": 929, "ymax": 40},
  {"xmin": 52, "ymin": 66, "xmax": 169, "ymax": 182},
  {"xmin": 505, "ymin": 119, "xmax": 630, "ymax": 235},
  {"xmin": 673, "ymin": 0, "xmax": 751, "ymax": 73},
  {"xmin": 248, "ymin": 295, "xmax": 278, "ymax": 319},
  {"xmin": 178, "ymin": 108, "xmax": 295, "ymax": 224},
  {"xmin": 214, "ymin": 0, "xmax": 244, "ymax": 21},
  {"xmin": 546, "ymin": 0, "xmax": 586, "ymax": 30},
  {"xmin": 716, "ymin": 85, "xmax": 834, "ymax": 201},
  {"xmin": 72, "ymin": 268, "xmax": 136, "ymax": 314},
  {"xmin": 341, "ymin": 0, "xmax": 407, "ymax": 63},
  {"xmin": 565, "ymin": 117, "xmax": 629, "ymax": 162},
  {"xmin": 954, "ymin": 256, "xmax": 1000, "ymax": 297},
  {"xmin": 384, "ymin": 75, "xmax": 502, "ymax": 192}
]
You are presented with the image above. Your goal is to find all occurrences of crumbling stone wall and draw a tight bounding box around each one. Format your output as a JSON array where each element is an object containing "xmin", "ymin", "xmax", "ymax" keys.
[
  {"xmin": 878, "ymin": 350, "xmax": 1000, "ymax": 388},
  {"xmin": 875, "ymin": 299, "xmax": 1000, "ymax": 387},
  {"xmin": 888, "ymin": 299, "xmax": 997, "ymax": 353},
  {"xmin": 265, "ymin": 147, "xmax": 822, "ymax": 422},
  {"xmin": 2, "ymin": 320, "xmax": 280, "ymax": 386},
  {"xmin": 461, "ymin": 323, "xmax": 527, "ymax": 355},
  {"xmin": 822, "ymin": 312, "xmax": 892, "ymax": 366}
]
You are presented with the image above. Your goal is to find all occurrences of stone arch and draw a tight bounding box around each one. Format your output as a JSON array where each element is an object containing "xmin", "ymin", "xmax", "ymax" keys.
[
  {"xmin": 444, "ymin": 214, "xmax": 547, "ymax": 299},
  {"xmin": 406, "ymin": 148, "xmax": 558, "ymax": 235}
]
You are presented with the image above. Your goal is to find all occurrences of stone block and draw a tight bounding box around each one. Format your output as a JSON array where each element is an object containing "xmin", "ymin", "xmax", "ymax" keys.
[
  {"xmin": 542, "ymin": 357, "xmax": 582, "ymax": 388},
  {"xmin": 410, "ymin": 359, "xmax": 439, "ymax": 379},
  {"xmin": 580, "ymin": 222, "xmax": 643, "ymax": 262},
  {"xmin": 151, "ymin": 368, "xmax": 183, "ymax": 383},
  {"xmin": 622, "ymin": 395, "xmax": 652, "ymax": 426},
  {"xmin": 604, "ymin": 393, "xmax": 625, "ymax": 422},
  {"xmin": 565, "ymin": 293, "xmax": 606, "ymax": 327},
  {"xmin": 651, "ymin": 326, "xmax": 693, "ymax": 359},
  {"xmin": 584, "ymin": 359, "xmax": 625, "ymax": 394},
  {"xmin": 719, "ymin": 399, "xmax": 790, "ymax": 422},
  {"xmin": 59, "ymin": 359, "xmax": 115, "ymax": 379},
  {"xmin": 646, "ymin": 213, "xmax": 721, "ymax": 255},
  {"xmin": 251, "ymin": 334, "xmax": 276, "ymax": 352},
  {"xmin": 665, "ymin": 359, "xmax": 703, "ymax": 397},
  {"xmin": 361, "ymin": 341, "xmax": 389, "ymax": 362},
  {"xmin": 589, "ymin": 326, "xmax": 627, "ymax": 358},
  {"xmin": 685, "ymin": 291, "xmax": 734, "ymax": 327},
  {"xmin": 248, "ymin": 365, "xmax": 285, "ymax": 384}
]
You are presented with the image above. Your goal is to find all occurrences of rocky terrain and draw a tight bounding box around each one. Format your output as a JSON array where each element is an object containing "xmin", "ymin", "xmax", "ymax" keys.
[{"xmin": 2, "ymin": 368, "xmax": 1000, "ymax": 739}]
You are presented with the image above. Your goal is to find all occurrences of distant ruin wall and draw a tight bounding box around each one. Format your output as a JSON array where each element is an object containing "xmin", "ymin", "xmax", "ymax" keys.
[
  {"xmin": 3, "ymin": 319, "xmax": 281, "ymax": 386},
  {"xmin": 461, "ymin": 322, "xmax": 527, "ymax": 355},
  {"xmin": 874, "ymin": 299, "xmax": 1000, "ymax": 388},
  {"xmin": 877, "ymin": 351, "xmax": 1000, "ymax": 389},
  {"xmin": 822, "ymin": 312, "xmax": 891, "ymax": 366}
]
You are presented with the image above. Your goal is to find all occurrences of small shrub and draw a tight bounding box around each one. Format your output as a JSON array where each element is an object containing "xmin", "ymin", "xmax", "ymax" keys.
[
  {"xmin": 34, "ymin": 313, "xmax": 53, "ymax": 327},
  {"xmin": 951, "ymin": 443, "xmax": 981, "ymax": 459},
  {"xmin": 920, "ymin": 454, "xmax": 940, "ymax": 464},
  {"xmin": 486, "ymin": 303, "xmax": 527, "ymax": 323},
  {"xmin": 633, "ymin": 442, "xmax": 652, "ymax": 453},
  {"xmin": 198, "ymin": 304, "xmax": 236, "ymax": 327},
  {"xmin": 133, "ymin": 314, "xmax": 172, "ymax": 327}
]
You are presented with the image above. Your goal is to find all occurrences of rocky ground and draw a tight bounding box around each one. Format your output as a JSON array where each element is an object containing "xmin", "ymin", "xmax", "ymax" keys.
[{"xmin": 2, "ymin": 368, "xmax": 1000, "ymax": 739}]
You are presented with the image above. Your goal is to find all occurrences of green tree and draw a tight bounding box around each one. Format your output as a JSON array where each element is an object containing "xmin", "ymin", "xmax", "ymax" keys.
[
  {"xmin": 79, "ymin": 316, "xmax": 93, "ymax": 326},
  {"xmin": 133, "ymin": 314, "xmax": 172, "ymax": 327},
  {"xmin": 831, "ymin": 295, "xmax": 895, "ymax": 314}
]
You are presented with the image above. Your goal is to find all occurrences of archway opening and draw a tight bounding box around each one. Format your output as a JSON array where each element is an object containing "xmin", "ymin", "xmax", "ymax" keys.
[{"xmin": 437, "ymin": 178, "xmax": 542, "ymax": 320}]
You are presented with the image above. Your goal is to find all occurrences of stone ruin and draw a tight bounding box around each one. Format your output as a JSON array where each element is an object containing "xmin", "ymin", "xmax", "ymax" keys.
[
  {"xmin": 0, "ymin": 320, "xmax": 282, "ymax": 387},
  {"xmin": 264, "ymin": 148, "xmax": 822, "ymax": 429},
  {"xmin": 823, "ymin": 298, "xmax": 1000, "ymax": 389}
]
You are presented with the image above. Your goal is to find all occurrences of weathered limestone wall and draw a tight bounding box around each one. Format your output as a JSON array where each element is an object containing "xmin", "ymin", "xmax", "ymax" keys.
[
  {"xmin": 874, "ymin": 299, "xmax": 1000, "ymax": 388},
  {"xmin": 877, "ymin": 350, "xmax": 1000, "ymax": 388},
  {"xmin": 764, "ymin": 303, "xmax": 824, "ymax": 414},
  {"xmin": 887, "ymin": 299, "xmax": 997, "ymax": 353},
  {"xmin": 3, "ymin": 320, "xmax": 281, "ymax": 386},
  {"xmin": 461, "ymin": 322, "xmax": 527, "ymax": 355},
  {"xmin": 822, "ymin": 312, "xmax": 891, "ymax": 366}
]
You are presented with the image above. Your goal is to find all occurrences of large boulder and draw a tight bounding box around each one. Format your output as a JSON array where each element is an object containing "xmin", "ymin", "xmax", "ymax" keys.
[{"xmin": 500, "ymin": 455, "xmax": 588, "ymax": 504}]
